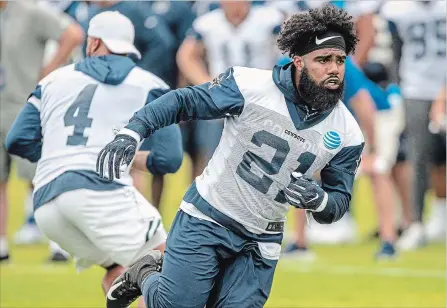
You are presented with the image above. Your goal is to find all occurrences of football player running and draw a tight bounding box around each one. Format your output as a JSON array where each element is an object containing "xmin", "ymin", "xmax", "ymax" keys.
[{"xmin": 99, "ymin": 5, "xmax": 364, "ymax": 308}]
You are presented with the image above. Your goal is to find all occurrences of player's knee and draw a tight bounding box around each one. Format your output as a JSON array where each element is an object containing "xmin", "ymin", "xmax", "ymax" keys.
[
  {"xmin": 371, "ymin": 157, "xmax": 393, "ymax": 176},
  {"xmin": 102, "ymin": 264, "xmax": 125, "ymax": 294}
]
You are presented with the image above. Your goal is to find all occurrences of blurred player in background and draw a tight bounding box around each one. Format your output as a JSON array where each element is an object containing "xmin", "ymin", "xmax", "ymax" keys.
[
  {"xmin": 344, "ymin": 58, "xmax": 405, "ymax": 258},
  {"xmin": 99, "ymin": 6, "xmax": 364, "ymax": 308},
  {"xmin": 5, "ymin": 12, "xmax": 182, "ymax": 304},
  {"xmin": 382, "ymin": 0, "xmax": 446, "ymax": 250},
  {"xmin": 176, "ymin": 0, "xmax": 284, "ymax": 180},
  {"xmin": 362, "ymin": 62, "xmax": 413, "ymax": 243},
  {"xmin": 0, "ymin": 0, "xmax": 84, "ymax": 262}
]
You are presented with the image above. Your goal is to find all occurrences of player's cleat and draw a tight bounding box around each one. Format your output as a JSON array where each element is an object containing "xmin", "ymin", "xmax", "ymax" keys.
[
  {"xmin": 396, "ymin": 223, "xmax": 426, "ymax": 251},
  {"xmin": 49, "ymin": 251, "xmax": 69, "ymax": 262},
  {"xmin": 375, "ymin": 242, "xmax": 397, "ymax": 260},
  {"xmin": 282, "ymin": 243, "xmax": 316, "ymax": 261},
  {"xmin": 14, "ymin": 224, "xmax": 44, "ymax": 245},
  {"xmin": 0, "ymin": 254, "xmax": 10, "ymax": 263},
  {"xmin": 425, "ymin": 203, "xmax": 446, "ymax": 242},
  {"xmin": 106, "ymin": 251, "xmax": 163, "ymax": 308}
]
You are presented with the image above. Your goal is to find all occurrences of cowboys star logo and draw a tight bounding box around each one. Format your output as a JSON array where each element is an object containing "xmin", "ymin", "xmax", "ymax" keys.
[
  {"xmin": 208, "ymin": 74, "xmax": 225, "ymax": 89},
  {"xmin": 208, "ymin": 68, "xmax": 233, "ymax": 90}
]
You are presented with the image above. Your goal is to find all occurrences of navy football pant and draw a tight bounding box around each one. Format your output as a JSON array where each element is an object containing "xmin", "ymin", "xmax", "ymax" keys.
[{"xmin": 142, "ymin": 210, "xmax": 278, "ymax": 308}]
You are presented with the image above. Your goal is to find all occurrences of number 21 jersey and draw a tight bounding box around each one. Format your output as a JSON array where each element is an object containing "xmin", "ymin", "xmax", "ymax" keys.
[{"xmin": 182, "ymin": 65, "xmax": 364, "ymax": 235}]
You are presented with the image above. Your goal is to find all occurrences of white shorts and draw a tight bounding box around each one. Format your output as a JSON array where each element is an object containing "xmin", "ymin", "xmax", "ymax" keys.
[
  {"xmin": 374, "ymin": 103, "xmax": 405, "ymax": 173},
  {"xmin": 34, "ymin": 186, "xmax": 167, "ymax": 271}
]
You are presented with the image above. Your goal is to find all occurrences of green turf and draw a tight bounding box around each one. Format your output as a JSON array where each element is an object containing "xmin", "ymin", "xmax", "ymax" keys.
[{"xmin": 1, "ymin": 158, "xmax": 445, "ymax": 307}]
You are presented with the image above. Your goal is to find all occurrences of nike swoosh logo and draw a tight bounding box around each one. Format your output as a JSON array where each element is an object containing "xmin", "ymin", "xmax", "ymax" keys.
[
  {"xmin": 315, "ymin": 36, "xmax": 341, "ymax": 45},
  {"xmin": 107, "ymin": 281, "xmax": 123, "ymax": 301},
  {"xmin": 305, "ymin": 193, "xmax": 319, "ymax": 204}
]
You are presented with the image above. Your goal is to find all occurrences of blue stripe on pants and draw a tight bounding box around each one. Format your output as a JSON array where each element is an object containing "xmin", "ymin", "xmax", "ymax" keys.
[{"xmin": 142, "ymin": 210, "xmax": 278, "ymax": 308}]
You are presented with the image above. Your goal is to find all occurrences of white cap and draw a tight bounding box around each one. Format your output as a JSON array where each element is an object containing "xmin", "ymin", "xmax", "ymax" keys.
[{"xmin": 88, "ymin": 11, "xmax": 141, "ymax": 59}]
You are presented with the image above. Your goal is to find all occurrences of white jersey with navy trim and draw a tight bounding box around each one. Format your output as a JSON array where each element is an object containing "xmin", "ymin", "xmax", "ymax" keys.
[
  {"xmin": 382, "ymin": 1, "xmax": 446, "ymax": 100},
  {"xmin": 191, "ymin": 6, "xmax": 283, "ymax": 77},
  {"xmin": 125, "ymin": 65, "xmax": 364, "ymax": 236},
  {"xmin": 192, "ymin": 67, "xmax": 363, "ymax": 234},
  {"xmin": 29, "ymin": 63, "xmax": 169, "ymax": 191}
]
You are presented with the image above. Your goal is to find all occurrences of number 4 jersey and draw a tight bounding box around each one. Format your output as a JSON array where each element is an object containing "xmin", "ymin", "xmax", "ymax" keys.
[
  {"xmin": 126, "ymin": 63, "xmax": 365, "ymax": 237},
  {"xmin": 8, "ymin": 55, "xmax": 180, "ymax": 198}
]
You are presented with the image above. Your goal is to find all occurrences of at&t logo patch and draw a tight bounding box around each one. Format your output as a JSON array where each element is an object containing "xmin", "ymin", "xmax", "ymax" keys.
[{"xmin": 323, "ymin": 131, "xmax": 341, "ymax": 150}]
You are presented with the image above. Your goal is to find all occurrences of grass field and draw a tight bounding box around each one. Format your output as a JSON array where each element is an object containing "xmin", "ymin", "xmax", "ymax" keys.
[{"xmin": 1, "ymin": 158, "xmax": 445, "ymax": 308}]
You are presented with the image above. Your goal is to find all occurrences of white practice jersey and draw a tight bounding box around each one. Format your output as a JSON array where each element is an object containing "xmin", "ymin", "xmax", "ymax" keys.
[
  {"xmin": 191, "ymin": 6, "xmax": 284, "ymax": 77},
  {"xmin": 30, "ymin": 64, "xmax": 169, "ymax": 191},
  {"xmin": 382, "ymin": 1, "xmax": 446, "ymax": 100},
  {"xmin": 182, "ymin": 67, "xmax": 364, "ymax": 234}
]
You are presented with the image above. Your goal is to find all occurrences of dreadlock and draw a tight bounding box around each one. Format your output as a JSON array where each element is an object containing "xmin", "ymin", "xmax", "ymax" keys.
[{"xmin": 277, "ymin": 5, "xmax": 359, "ymax": 58}]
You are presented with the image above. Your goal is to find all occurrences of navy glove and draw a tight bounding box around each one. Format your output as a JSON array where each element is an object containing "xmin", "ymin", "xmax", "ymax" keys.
[
  {"xmin": 96, "ymin": 129, "xmax": 140, "ymax": 181},
  {"xmin": 284, "ymin": 172, "xmax": 328, "ymax": 212}
]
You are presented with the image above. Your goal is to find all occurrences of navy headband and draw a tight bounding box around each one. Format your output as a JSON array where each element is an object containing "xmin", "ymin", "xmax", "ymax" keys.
[{"xmin": 295, "ymin": 31, "xmax": 346, "ymax": 56}]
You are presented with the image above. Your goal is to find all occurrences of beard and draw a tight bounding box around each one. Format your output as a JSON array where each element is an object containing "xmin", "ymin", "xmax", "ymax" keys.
[{"xmin": 298, "ymin": 67, "xmax": 345, "ymax": 112}]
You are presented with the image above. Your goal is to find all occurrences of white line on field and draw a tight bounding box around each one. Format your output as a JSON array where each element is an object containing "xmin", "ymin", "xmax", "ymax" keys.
[{"xmin": 283, "ymin": 263, "xmax": 446, "ymax": 279}]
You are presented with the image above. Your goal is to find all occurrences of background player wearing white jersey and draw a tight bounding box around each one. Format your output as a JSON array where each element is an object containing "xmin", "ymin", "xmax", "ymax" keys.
[
  {"xmin": 176, "ymin": 0, "xmax": 284, "ymax": 180},
  {"xmin": 382, "ymin": 0, "xmax": 446, "ymax": 250},
  {"xmin": 5, "ymin": 11, "xmax": 182, "ymax": 303},
  {"xmin": 98, "ymin": 6, "xmax": 364, "ymax": 308}
]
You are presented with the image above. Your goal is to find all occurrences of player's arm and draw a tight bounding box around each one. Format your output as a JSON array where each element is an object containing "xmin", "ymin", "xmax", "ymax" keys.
[
  {"xmin": 33, "ymin": 5, "xmax": 84, "ymax": 79},
  {"xmin": 176, "ymin": 33, "xmax": 212, "ymax": 85},
  {"xmin": 5, "ymin": 86, "xmax": 43, "ymax": 162},
  {"xmin": 352, "ymin": 12, "xmax": 375, "ymax": 67},
  {"xmin": 97, "ymin": 67, "xmax": 244, "ymax": 180},
  {"xmin": 344, "ymin": 58, "xmax": 376, "ymax": 150},
  {"xmin": 125, "ymin": 67, "xmax": 243, "ymax": 140},
  {"xmin": 349, "ymin": 89, "xmax": 376, "ymax": 149}
]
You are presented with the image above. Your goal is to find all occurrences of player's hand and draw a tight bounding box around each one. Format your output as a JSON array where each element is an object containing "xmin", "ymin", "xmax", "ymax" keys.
[
  {"xmin": 284, "ymin": 172, "xmax": 328, "ymax": 212},
  {"xmin": 96, "ymin": 132, "xmax": 138, "ymax": 181}
]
